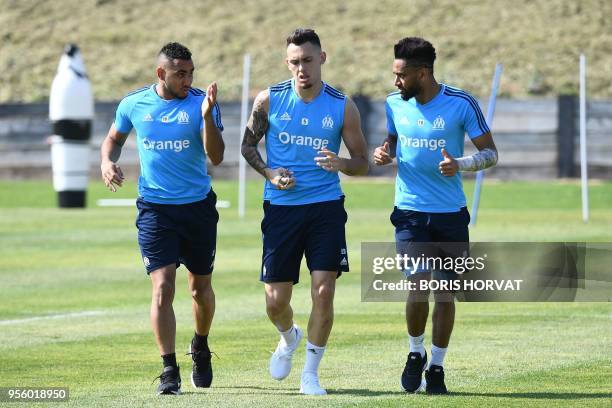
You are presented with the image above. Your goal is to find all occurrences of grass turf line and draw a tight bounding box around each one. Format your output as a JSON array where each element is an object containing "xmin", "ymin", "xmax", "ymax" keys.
[{"xmin": 0, "ymin": 180, "xmax": 610, "ymax": 407}]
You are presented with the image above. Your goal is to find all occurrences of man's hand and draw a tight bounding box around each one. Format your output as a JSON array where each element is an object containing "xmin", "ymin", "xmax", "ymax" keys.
[
  {"xmin": 373, "ymin": 141, "xmax": 393, "ymax": 166},
  {"xmin": 315, "ymin": 148, "xmax": 344, "ymax": 172},
  {"xmin": 438, "ymin": 149, "xmax": 459, "ymax": 177},
  {"xmin": 265, "ymin": 167, "xmax": 295, "ymax": 190},
  {"xmin": 101, "ymin": 160, "xmax": 124, "ymax": 192},
  {"xmin": 201, "ymin": 82, "xmax": 218, "ymax": 118}
]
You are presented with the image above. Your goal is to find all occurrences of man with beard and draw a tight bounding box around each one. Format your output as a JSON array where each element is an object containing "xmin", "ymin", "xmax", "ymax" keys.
[{"xmin": 373, "ymin": 37, "xmax": 498, "ymax": 394}]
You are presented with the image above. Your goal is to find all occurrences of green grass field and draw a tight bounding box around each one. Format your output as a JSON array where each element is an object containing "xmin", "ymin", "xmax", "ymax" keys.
[{"xmin": 1, "ymin": 179, "xmax": 611, "ymax": 407}]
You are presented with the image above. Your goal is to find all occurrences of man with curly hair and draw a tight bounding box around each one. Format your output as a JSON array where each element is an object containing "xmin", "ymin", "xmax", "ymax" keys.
[{"xmin": 373, "ymin": 37, "xmax": 498, "ymax": 395}]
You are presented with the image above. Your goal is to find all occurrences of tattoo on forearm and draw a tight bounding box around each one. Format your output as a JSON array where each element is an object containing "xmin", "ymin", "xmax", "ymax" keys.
[
  {"xmin": 456, "ymin": 148, "xmax": 498, "ymax": 171},
  {"xmin": 241, "ymin": 107, "xmax": 269, "ymax": 177}
]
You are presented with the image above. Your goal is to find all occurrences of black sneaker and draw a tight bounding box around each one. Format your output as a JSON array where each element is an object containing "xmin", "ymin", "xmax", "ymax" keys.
[
  {"xmin": 155, "ymin": 365, "xmax": 181, "ymax": 395},
  {"xmin": 401, "ymin": 351, "xmax": 427, "ymax": 392},
  {"xmin": 425, "ymin": 364, "xmax": 448, "ymax": 394},
  {"xmin": 188, "ymin": 343, "xmax": 213, "ymax": 388}
]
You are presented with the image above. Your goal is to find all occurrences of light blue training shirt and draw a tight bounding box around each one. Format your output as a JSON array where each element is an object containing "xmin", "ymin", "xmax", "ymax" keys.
[
  {"xmin": 114, "ymin": 85, "xmax": 223, "ymax": 204},
  {"xmin": 264, "ymin": 79, "xmax": 347, "ymax": 205},
  {"xmin": 386, "ymin": 84, "xmax": 489, "ymax": 212}
]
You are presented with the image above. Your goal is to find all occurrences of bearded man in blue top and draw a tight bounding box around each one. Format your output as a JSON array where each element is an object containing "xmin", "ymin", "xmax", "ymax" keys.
[
  {"xmin": 241, "ymin": 28, "xmax": 368, "ymax": 395},
  {"xmin": 373, "ymin": 37, "xmax": 498, "ymax": 395},
  {"xmin": 100, "ymin": 42, "xmax": 224, "ymax": 395}
]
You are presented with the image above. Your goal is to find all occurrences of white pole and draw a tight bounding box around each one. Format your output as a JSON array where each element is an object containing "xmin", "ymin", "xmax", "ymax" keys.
[
  {"xmin": 470, "ymin": 63, "xmax": 503, "ymax": 226},
  {"xmin": 579, "ymin": 53, "xmax": 589, "ymax": 223},
  {"xmin": 238, "ymin": 54, "xmax": 251, "ymax": 218}
]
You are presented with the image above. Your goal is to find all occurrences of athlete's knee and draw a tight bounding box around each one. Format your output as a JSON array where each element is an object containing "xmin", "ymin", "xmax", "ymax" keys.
[
  {"xmin": 433, "ymin": 291, "xmax": 455, "ymax": 304},
  {"xmin": 312, "ymin": 282, "xmax": 335, "ymax": 308},
  {"xmin": 433, "ymin": 298, "xmax": 455, "ymax": 309},
  {"xmin": 191, "ymin": 284, "xmax": 214, "ymax": 305},
  {"xmin": 152, "ymin": 280, "xmax": 175, "ymax": 309},
  {"xmin": 266, "ymin": 297, "xmax": 290, "ymax": 318},
  {"xmin": 407, "ymin": 287, "xmax": 430, "ymax": 303}
]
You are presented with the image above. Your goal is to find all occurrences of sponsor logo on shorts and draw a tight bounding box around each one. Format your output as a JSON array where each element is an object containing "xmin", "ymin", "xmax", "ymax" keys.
[{"xmin": 143, "ymin": 257, "xmax": 150, "ymax": 267}]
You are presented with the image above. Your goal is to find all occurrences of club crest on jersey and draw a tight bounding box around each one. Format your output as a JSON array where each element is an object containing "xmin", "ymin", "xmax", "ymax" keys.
[
  {"xmin": 432, "ymin": 115, "xmax": 445, "ymax": 130},
  {"xmin": 162, "ymin": 115, "xmax": 170, "ymax": 123},
  {"xmin": 280, "ymin": 112, "xmax": 292, "ymax": 121},
  {"xmin": 142, "ymin": 113, "xmax": 153, "ymax": 122},
  {"xmin": 417, "ymin": 119, "xmax": 425, "ymax": 127},
  {"xmin": 322, "ymin": 115, "xmax": 334, "ymax": 129},
  {"xmin": 301, "ymin": 117, "xmax": 309, "ymax": 126},
  {"xmin": 177, "ymin": 110, "xmax": 190, "ymax": 124}
]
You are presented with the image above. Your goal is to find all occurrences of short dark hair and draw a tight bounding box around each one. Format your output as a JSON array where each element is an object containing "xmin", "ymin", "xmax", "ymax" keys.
[
  {"xmin": 286, "ymin": 28, "xmax": 321, "ymax": 48},
  {"xmin": 394, "ymin": 37, "xmax": 436, "ymax": 69},
  {"xmin": 159, "ymin": 42, "xmax": 192, "ymax": 60}
]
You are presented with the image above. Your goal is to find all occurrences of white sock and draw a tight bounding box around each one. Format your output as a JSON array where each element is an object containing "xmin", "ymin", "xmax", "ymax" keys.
[
  {"xmin": 302, "ymin": 341, "xmax": 325, "ymax": 374},
  {"xmin": 279, "ymin": 324, "xmax": 297, "ymax": 346},
  {"xmin": 409, "ymin": 334, "xmax": 425, "ymax": 357},
  {"xmin": 429, "ymin": 344, "xmax": 447, "ymax": 367}
]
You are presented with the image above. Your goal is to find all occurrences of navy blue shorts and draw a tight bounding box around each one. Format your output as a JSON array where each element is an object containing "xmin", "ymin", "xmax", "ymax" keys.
[
  {"xmin": 260, "ymin": 198, "xmax": 349, "ymax": 285},
  {"xmin": 390, "ymin": 206, "xmax": 470, "ymax": 278},
  {"xmin": 135, "ymin": 190, "xmax": 218, "ymax": 275}
]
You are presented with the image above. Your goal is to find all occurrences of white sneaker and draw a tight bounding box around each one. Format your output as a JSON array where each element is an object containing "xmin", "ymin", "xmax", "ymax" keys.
[
  {"xmin": 300, "ymin": 371, "xmax": 327, "ymax": 395},
  {"xmin": 269, "ymin": 326, "xmax": 303, "ymax": 380}
]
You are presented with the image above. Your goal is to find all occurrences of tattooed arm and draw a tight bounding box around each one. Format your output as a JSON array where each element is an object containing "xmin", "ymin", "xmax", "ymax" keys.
[
  {"xmin": 240, "ymin": 90, "xmax": 269, "ymax": 176},
  {"xmin": 241, "ymin": 90, "xmax": 295, "ymax": 189}
]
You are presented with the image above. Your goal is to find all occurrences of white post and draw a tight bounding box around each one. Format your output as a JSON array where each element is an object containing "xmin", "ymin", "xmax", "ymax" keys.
[
  {"xmin": 579, "ymin": 53, "xmax": 589, "ymax": 223},
  {"xmin": 238, "ymin": 54, "xmax": 251, "ymax": 218},
  {"xmin": 470, "ymin": 63, "xmax": 503, "ymax": 226}
]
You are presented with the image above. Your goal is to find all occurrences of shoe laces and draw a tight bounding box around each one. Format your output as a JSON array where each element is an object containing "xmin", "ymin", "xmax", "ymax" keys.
[
  {"xmin": 273, "ymin": 342, "xmax": 297, "ymax": 360},
  {"xmin": 277, "ymin": 332, "xmax": 302, "ymax": 357},
  {"xmin": 186, "ymin": 349, "xmax": 218, "ymax": 372},
  {"xmin": 405, "ymin": 353, "xmax": 424, "ymax": 375},
  {"xmin": 152, "ymin": 367, "xmax": 179, "ymax": 385}
]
